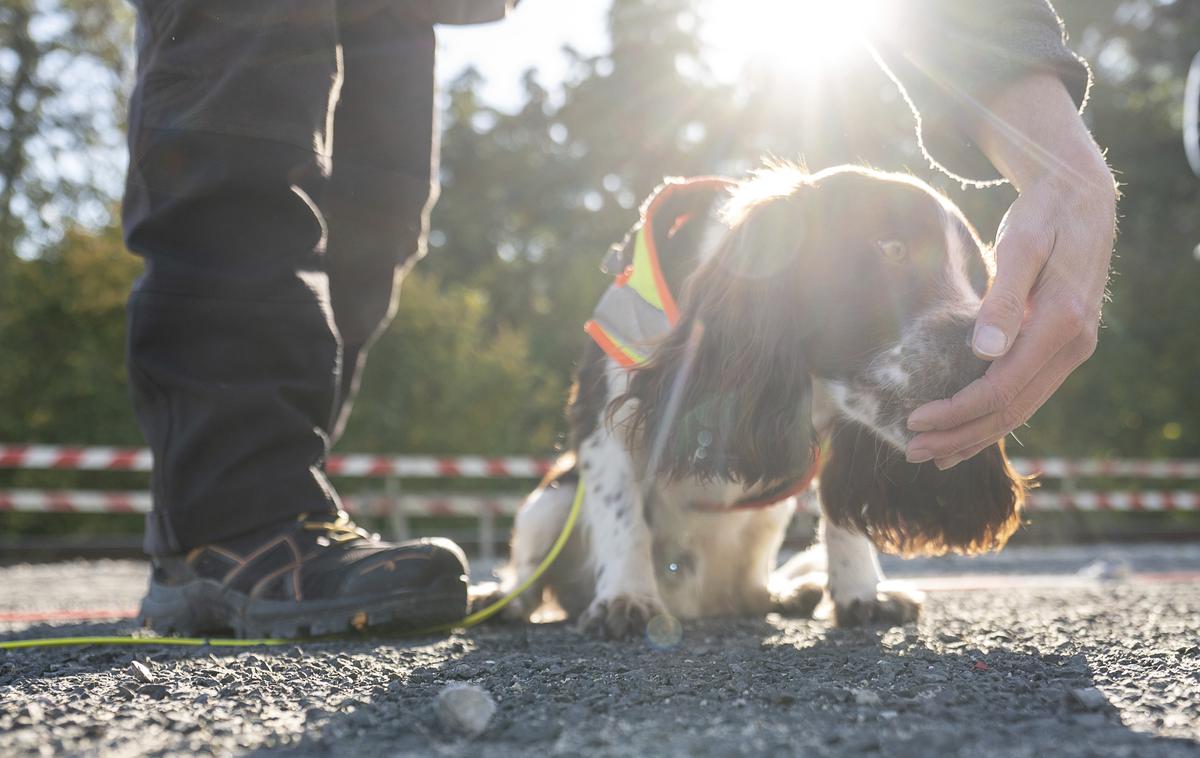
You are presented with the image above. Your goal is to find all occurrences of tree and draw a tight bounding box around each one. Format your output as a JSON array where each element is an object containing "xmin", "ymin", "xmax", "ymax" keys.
[
  {"xmin": 0, "ymin": 223, "xmax": 143, "ymax": 447},
  {"xmin": 0, "ymin": 0, "xmax": 132, "ymax": 265},
  {"xmin": 338, "ymin": 271, "xmax": 567, "ymax": 456}
]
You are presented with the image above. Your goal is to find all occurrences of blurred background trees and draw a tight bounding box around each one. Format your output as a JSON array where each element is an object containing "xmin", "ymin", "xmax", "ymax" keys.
[{"xmin": 1, "ymin": 0, "xmax": 1197, "ymax": 471}]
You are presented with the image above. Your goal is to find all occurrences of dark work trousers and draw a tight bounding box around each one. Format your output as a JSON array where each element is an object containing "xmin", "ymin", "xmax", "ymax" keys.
[{"xmin": 123, "ymin": 0, "xmax": 437, "ymax": 556}]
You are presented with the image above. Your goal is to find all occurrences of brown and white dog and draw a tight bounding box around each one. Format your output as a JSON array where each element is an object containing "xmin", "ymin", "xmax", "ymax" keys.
[{"xmin": 490, "ymin": 165, "xmax": 1027, "ymax": 638}]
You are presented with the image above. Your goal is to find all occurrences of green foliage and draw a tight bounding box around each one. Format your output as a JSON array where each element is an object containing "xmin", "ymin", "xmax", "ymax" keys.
[
  {"xmin": 0, "ymin": 224, "xmax": 142, "ymax": 446},
  {"xmin": 338, "ymin": 272, "xmax": 566, "ymax": 455}
]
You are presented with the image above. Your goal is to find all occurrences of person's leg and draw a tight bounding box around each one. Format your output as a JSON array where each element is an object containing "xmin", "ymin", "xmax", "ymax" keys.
[
  {"xmin": 125, "ymin": 0, "xmax": 346, "ymax": 555},
  {"xmin": 323, "ymin": 1, "xmax": 438, "ymax": 439},
  {"xmin": 123, "ymin": 0, "xmax": 467, "ymax": 636}
]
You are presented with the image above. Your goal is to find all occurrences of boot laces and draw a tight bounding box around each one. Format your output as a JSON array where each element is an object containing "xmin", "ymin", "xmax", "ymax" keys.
[{"xmin": 300, "ymin": 511, "xmax": 376, "ymax": 544}]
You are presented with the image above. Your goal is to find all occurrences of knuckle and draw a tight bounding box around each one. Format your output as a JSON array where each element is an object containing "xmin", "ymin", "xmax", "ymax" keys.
[
  {"xmin": 998, "ymin": 226, "xmax": 1045, "ymax": 256},
  {"xmin": 946, "ymin": 392, "xmax": 975, "ymax": 426},
  {"xmin": 1057, "ymin": 299, "xmax": 1090, "ymax": 335},
  {"xmin": 981, "ymin": 374, "xmax": 1019, "ymax": 411},
  {"xmin": 983, "ymin": 287, "xmax": 1027, "ymax": 324},
  {"xmin": 1072, "ymin": 329, "xmax": 1099, "ymax": 362}
]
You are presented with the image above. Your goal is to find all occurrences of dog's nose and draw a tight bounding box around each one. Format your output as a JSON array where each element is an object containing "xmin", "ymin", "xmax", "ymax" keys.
[
  {"xmin": 953, "ymin": 328, "xmax": 990, "ymax": 385},
  {"xmin": 959, "ymin": 349, "xmax": 990, "ymax": 382},
  {"xmin": 930, "ymin": 313, "xmax": 990, "ymax": 389}
]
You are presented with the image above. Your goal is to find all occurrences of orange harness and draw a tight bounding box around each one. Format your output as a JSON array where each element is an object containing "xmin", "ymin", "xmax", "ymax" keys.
[{"xmin": 584, "ymin": 178, "xmax": 820, "ymax": 512}]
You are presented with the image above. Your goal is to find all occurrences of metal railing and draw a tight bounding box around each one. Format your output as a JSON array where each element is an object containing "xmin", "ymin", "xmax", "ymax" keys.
[{"xmin": 2, "ymin": 444, "xmax": 1198, "ymax": 558}]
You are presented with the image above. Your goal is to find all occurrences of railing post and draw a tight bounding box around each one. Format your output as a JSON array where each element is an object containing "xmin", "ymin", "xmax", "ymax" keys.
[
  {"xmin": 480, "ymin": 503, "xmax": 496, "ymax": 567},
  {"xmin": 386, "ymin": 473, "xmax": 409, "ymax": 542},
  {"xmin": 1061, "ymin": 472, "xmax": 1082, "ymax": 536}
]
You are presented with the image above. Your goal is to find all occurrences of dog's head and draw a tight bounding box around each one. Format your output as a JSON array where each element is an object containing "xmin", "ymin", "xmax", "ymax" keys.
[{"xmin": 616, "ymin": 164, "xmax": 1026, "ymax": 555}]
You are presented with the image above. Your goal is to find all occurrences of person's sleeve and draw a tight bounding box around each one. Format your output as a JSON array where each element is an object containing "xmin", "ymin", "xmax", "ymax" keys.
[
  {"xmin": 393, "ymin": 0, "xmax": 517, "ymax": 26},
  {"xmin": 868, "ymin": 0, "xmax": 1092, "ymax": 186}
]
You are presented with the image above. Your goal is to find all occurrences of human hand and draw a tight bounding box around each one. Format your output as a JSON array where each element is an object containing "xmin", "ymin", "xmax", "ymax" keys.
[{"xmin": 905, "ymin": 74, "xmax": 1118, "ymax": 469}]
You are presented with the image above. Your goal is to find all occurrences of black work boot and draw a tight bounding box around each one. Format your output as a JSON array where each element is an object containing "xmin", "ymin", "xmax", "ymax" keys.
[{"xmin": 139, "ymin": 512, "xmax": 468, "ymax": 638}]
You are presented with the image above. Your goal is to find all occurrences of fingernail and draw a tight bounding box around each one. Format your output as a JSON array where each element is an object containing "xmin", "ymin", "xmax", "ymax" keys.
[
  {"xmin": 907, "ymin": 413, "xmax": 934, "ymax": 432},
  {"xmin": 973, "ymin": 324, "xmax": 1008, "ymax": 358},
  {"xmin": 906, "ymin": 447, "xmax": 933, "ymax": 464},
  {"xmin": 936, "ymin": 456, "xmax": 963, "ymax": 471}
]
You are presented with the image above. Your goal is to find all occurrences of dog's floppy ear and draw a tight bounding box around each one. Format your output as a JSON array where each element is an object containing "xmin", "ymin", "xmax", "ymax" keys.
[
  {"xmin": 819, "ymin": 419, "xmax": 1027, "ymax": 556},
  {"xmin": 614, "ymin": 193, "xmax": 817, "ymax": 489}
]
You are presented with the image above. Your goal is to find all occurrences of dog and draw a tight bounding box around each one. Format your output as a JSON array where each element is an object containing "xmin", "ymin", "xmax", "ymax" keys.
[{"xmin": 487, "ymin": 164, "xmax": 1027, "ymax": 638}]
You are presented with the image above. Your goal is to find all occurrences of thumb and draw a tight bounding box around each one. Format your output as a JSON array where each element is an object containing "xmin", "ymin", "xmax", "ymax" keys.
[{"xmin": 974, "ymin": 226, "xmax": 1047, "ymax": 359}]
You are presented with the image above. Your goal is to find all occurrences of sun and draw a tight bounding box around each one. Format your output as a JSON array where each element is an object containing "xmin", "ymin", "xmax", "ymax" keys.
[{"xmin": 699, "ymin": 0, "xmax": 889, "ymax": 82}]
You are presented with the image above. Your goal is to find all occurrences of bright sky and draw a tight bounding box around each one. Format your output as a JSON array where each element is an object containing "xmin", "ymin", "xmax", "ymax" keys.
[
  {"xmin": 436, "ymin": 0, "xmax": 611, "ymax": 110},
  {"xmin": 436, "ymin": 0, "xmax": 887, "ymax": 109}
]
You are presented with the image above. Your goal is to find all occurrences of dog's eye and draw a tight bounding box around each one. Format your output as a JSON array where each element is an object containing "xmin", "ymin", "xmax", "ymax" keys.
[
  {"xmin": 876, "ymin": 239, "xmax": 908, "ymax": 264},
  {"xmin": 663, "ymin": 553, "xmax": 695, "ymax": 580}
]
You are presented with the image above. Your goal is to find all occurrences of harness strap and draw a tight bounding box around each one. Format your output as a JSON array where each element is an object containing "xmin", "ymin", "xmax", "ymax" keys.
[
  {"xmin": 688, "ymin": 450, "xmax": 822, "ymax": 512},
  {"xmin": 583, "ymin": 319, "xmax": 646, "ymax": 368}
]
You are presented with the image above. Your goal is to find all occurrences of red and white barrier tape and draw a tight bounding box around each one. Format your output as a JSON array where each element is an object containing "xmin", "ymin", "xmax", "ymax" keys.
[
  {"xmin": 2, "ymin": 444, "xmax": 1198, "ymax": 479},
  {"xmin": 1013, "ymin": 458, "xmax": 1200, "ymax": 479},
  {"xmin": 1024, "ymin": 490, "xmax": 1200, "ymax": 512},
  {"xmin": 1, "ymin": 489, "xmax": 1196, "ymax": 516},
  {"xmin": 325, "ymin": 455, "xmax": 552, "ymax": 479},
  {"xmin": 0, "ymin": 490, "xmax": 526, "ymax": 517},
  {"xmin": 0, "ymin": 445, "xmax": 552, "ymax": 478},
  {"xmin": 0, "ymin": 446, "xmax": 153, "ymax": 472}
]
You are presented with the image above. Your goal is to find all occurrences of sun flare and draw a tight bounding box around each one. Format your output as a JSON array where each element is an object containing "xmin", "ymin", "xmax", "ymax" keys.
[{"xmin": 701, "ymin": 0, "xmax": 889, "ymax": 82}]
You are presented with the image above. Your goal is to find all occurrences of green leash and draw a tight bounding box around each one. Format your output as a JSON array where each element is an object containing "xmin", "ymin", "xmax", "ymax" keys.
[
  {"xmin": 0, "ymin": 635, "xmax": 290, "ymax": 650},
  {"xmin": 0, "ymin": 480, "xmax": 584, "ymax": 651}
]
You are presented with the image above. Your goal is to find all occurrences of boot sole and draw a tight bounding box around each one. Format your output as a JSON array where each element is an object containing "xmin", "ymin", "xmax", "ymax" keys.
[{"xmin": 139, "ymin": 575, "xmax": 468, "ymax": 639}]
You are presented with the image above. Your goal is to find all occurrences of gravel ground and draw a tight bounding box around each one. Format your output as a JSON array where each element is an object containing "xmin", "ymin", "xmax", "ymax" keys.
[{"xmin": 2, "ymin": 554, "xmax": 1199, "ymax": 757}]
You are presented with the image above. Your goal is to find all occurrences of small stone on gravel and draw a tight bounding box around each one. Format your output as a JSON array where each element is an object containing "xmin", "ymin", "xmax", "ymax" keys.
[
  {"xmin": 436, "ymin": 684, "xmax": 497, "ymax": 737},
  {"xmin": 1070, "ymin": 687, "xmax": 1109, "ymax": 712},
  {"xmin": 852, "ymin": 688, "xmax": 881, "ymax": 706},
  {"xmin": 129, "ymin": 660, "xmax": 155, "ymax": 683}
]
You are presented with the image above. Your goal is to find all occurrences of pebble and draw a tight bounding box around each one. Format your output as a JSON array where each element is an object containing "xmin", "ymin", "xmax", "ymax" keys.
[
  {"xmin": 852, "ymin": 688, "xmax": 882, "ymax": 706},
  {"xmin": 129, "ymin": 661, "xmax": 155, "ymax": 684},
  {"xmin": 1069, "ymin": 687, "xmax": 1108, "ymax": 712},
  {"xmin": 435, "ymin": 684, "xmax": 497, "ymax": 737}
]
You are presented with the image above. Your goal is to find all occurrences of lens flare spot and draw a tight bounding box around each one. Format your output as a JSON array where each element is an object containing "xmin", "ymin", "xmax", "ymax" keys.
[{"xmin": 646, "ymin": 613, "xmax": 684, "ymax": 649}]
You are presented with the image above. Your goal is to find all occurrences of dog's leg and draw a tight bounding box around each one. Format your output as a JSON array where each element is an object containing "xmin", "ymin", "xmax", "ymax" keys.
[
  {"xmin": 768, "ymin": 572, "xmax": 826, "ymax": 618},
  {"xmin": 822, "ymin": 518, "xmax": 921, "ymax": 627},
  {"xmin": 575, "ymin": 428, "xmax": 667, "ymax": 639}
]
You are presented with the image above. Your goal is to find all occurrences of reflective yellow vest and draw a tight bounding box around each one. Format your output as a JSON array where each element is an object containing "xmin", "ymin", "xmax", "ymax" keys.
[{"xmin": 584, "ymin": 177, "xmax": 734, "ymax": 368}]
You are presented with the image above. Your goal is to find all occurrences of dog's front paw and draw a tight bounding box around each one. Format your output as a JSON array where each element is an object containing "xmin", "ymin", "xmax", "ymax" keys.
[
  {"xmin": 578, "ymin": 594, "xmax": 666, "ymax": 639},
  {"xmin": 770, "ymin": 580, "xmax": 825, "ymax": 618},
  {"xmin": 833, "ymin": 588, "xmax": 922, "ymax": 628}
]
